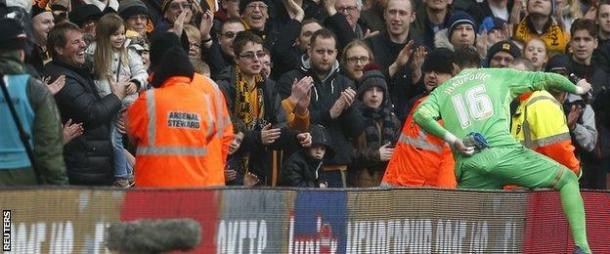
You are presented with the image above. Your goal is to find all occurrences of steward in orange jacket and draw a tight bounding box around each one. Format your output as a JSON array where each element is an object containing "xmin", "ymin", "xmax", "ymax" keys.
[
  {"xmin": 382, "ymin": 48, "xmax": 458, "ymax": 188},
  {"xmin": 382, "ymin": 96, "xmax": 456, "ymax": 188},
  {"xmin": 127, "ymin": 33, "xmax": 225, "ymax": 187},
  {"xmin": 190, "ymin": 73, "xmax": 234, "ymax": 171}
]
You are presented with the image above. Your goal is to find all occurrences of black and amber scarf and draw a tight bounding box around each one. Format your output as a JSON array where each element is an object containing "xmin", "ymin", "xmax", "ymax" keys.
[{"xmin": 233, "ymin": 68, "xmax": 266, "ymax": 130}]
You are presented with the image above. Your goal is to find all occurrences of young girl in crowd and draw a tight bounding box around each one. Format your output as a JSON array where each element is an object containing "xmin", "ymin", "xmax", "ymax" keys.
[
  {"xmin": 86, "ymin": 13, "xmax": 148, "ymax": 187},
  {"xmin": 523, "ymin": 38, "xmax": 549, "ymax": 71}
]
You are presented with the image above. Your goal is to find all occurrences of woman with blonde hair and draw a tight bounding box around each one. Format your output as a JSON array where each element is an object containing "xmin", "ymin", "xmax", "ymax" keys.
[{"xmin": 86, "ymin": 13, "xmax": 148, "ymax": 188}]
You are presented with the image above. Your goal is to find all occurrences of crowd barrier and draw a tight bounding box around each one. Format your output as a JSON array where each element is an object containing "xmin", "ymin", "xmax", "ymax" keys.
[{"xmin": 0, "ymin": 187, "xmax": 608, "ymax": 254}]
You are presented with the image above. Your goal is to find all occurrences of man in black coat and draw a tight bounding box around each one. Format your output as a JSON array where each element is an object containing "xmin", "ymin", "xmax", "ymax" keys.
[
  {"xmin": 43, "ymin": 22, "xmax": 126, "ymax": 185},
  {"xmin": 365, "ymin": 0, "xmax": 425, "ymax": 122},
  {"xmin": 278, "ymin": 29, "xmax": 364, "ymax": 187}
]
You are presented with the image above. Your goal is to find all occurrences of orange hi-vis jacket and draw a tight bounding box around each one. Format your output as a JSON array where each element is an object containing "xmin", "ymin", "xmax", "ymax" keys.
[
  {"xmin": 511, "ymin": 91, "xmax": 580, "ymax": 175},
  {"xmin": 190, "ymin": 73, "xmax": 234, "ymax": 171},
  {"xmin": 382, "ymin": 96, "xmax": 456, "ymax": 188},
  {"xmin": 128, "ymin": 76, "xmax": 225, "ymax": 187}
]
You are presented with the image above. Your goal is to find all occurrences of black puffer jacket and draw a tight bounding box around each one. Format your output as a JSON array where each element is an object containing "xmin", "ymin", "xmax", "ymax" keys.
[
  {"xmin": 43, "ymin": 60, "xmax": 121, "ymax": 185},
  {"xmin": 277, "ymin": 57, "xmax": 364, "ymax": 166},
  {"xmin": 280, "ymin": 150, "xmax": 323, "ymax": 187}
]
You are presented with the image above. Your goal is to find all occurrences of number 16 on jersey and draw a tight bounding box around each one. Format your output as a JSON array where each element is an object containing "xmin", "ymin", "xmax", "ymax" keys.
[{"xmin": 451, "ymin": 85, "xmax": 494, "ymax": 128}]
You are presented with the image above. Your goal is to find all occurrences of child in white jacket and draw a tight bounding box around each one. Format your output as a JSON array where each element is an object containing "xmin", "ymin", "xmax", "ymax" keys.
[{"xmin": 86, "ymin": 13, "xmax": 148, "ymax": 187}]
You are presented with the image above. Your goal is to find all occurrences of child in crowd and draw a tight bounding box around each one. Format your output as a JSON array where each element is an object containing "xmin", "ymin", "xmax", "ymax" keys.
[
  {"xmin": 226, "ymin": 116, "xmax": 247, "ymax": 185},
  {"xmin": 523, "ymin": 38, "xmax": 548, "ymax": 71},
  {"xmin": 86, "ymin": 13, "xmax": 148, "ymax": 188},
  {"xmin": 280, "ymin": 124, "xmax": 333, "ymax": 188}
]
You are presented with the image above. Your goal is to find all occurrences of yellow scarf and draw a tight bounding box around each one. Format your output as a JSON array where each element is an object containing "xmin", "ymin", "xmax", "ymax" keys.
[
  {"xmin": 514, "ymin": 18, "xmax": 569, "ymax": 54},
  {"xmin": 233, "ymin": 68, "xmax": 265, "ymax": 130}
]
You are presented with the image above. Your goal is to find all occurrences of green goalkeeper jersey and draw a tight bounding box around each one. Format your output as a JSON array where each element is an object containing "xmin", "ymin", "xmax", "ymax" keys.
[{"xmin": 414, "ymin": 68, "xmax": 578, "ymax": 149}]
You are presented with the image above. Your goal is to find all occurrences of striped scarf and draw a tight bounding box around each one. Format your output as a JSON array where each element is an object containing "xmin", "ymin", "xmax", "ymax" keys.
[
  {"xmin": 233, "ymin": 68, "xmax": 265, "ymax": 130},
  {"xmin": 360, "ymin": 104, "xmax": 398, "ymax": 149}
]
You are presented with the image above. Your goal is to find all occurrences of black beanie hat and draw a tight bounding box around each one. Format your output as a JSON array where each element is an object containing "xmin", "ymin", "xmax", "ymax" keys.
[
  {"xmin": 0, "ymin": 18, "xmax": 27, "ymax": 51},
  {"xmin": 357, "ymin": 69, "xmax": 388, "ymax": 100},
  {"xmin": 149, "ymin": 32, "xmax": 194, "ymax": 87},
  {"xmin": 486, "ymin": 40, "xmax": 521, "ymax": 66},
  {"xmin": 448, "ymin": 11, "xmax": 476, "ymax": 38},
  {"xmin": 118, "ymin": 0, "xmax": 149, "ymax": 20},
  {"xmin": 69, "ymin": 4, "xmax": 103, "ymax": 27},
  {"xmin": 149, "ymin": 32, "xmax": 182, "ymax": 70},
  {"xmin": 422, "ymin": 48, "xmax": 455, "ymax": 74},
  {"xmin": 149, "ymin": 32, "xmax": 190, "ymax": 69},
  {"xmin": 149, "ymin": 46, "xmax": 195, "ymax": 87}
]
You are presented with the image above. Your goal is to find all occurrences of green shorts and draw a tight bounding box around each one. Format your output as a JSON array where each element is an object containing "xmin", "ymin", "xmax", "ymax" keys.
[{"xmin": 455, "ymin": 146, "xmax": 568, "ymax": 189}]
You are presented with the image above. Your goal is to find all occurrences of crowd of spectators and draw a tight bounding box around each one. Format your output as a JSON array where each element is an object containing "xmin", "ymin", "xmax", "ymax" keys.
[{"xmin": 1, "ymin": 0, "xmax": 609, "ymax": 189}]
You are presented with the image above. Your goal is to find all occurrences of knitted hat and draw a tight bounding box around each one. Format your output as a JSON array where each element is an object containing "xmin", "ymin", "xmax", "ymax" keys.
[
  {"xmin": 149, "ymin": 32, "xmax": 182, "ymax": 70},
  {"xmin": 0, "ymin": 18, "xmax": 27, "ymax": 50},
  {"xmin": 149, "ymin": 32, "xmax": 194, "ymax": 87},
  {"xmin": 357, "ymin": 69, "xmax": 388, "ymax": 101},
  {"xmin": 118, "ymin": 0, "xmax": 148, "ymax": 20},
  {"xmin": 422, "ymin": 48, "xmax": 455, "ymax": 74},
  {"xmin": 545, "ymin": 53, "xmax": 572, "ymax": 74},
  {"xmin": 486, "ymin": 40, "xmax": 521, "ymax": 65},
  {"xmin": 448, "ymin": 11, "xmax": 476, "ymax": 38},
  {"xmin": 69, "ymin": 4, "xmax": 103, "ymax": 27}
]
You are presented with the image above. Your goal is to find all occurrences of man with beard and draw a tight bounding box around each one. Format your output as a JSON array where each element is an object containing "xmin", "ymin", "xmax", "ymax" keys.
[{"xmin": 279, "ymin": 29, "xmax": 364, "ymax": 187}]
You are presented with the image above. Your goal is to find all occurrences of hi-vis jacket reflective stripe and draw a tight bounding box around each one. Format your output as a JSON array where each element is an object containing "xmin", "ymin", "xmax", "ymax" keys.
[
  {"xmin": 511, "ymin": 91, "xmax": 580, "ymax": 175},
  {"xmin": 128, "ymin": 76, "xmax": 225, "ymax": 187},
  {"xmin": 382, "ymin": 96, "xmax": 456, "ymax": 188},
  {"xmin": 191, "ymin": 73, "xmax": 234, "ymax": 171}
]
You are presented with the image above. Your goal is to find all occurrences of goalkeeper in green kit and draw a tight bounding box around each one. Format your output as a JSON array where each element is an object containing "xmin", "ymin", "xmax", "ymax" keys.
[{"xmin": 414, "ymin": 67, "xmax": 593, "ymax": 254}]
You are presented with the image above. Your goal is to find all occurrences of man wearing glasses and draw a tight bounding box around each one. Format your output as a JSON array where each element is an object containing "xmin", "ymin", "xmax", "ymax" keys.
[
  {"xmin": 333, "ymin": 0, "xmax": 375, "ymax": 40},
  {"xmin": 238, "ymin": 0, "xmax": 284, "ymax": 51},
  {"xmin": 119, "ymin": 0, "xmax": 150, "ymax": 37},
  {"xmin": 202, "ymin": 18, "xmax": 245, "ymax": 78},
  {"xmin": 216, "ymin": 31, "xmax": 312, "ymax": 185},
  {"xmin": 279, "ymin": 29, "xmax": 365, "ymax": 187}
]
